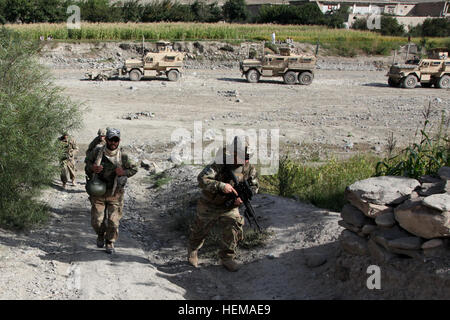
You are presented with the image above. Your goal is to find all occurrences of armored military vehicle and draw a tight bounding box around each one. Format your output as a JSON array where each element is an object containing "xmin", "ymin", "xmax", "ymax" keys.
[
  {"xmin": 86, "ymin": 41, "xmax": 185, "ymax": 82},
  {"xmin": 240, "ymin": 47, "xmax": 316, "ymax": 85},
  {"xmin": 123, "ymin": 41, "xmax": 185, "ymax": 81},
  {"xmin": 386, "ymin": 50, "xmax": 450, "ymax": 89}
]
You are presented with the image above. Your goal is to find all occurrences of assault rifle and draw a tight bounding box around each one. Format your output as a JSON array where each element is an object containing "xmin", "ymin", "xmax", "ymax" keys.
[{"xmin": 225, "ymin": 168, "xmax": 262, "ymax": 233}]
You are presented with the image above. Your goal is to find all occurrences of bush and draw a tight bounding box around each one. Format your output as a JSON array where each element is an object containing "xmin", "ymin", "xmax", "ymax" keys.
[
  {"xmin": 261, "ymin": 154, "xmax": 378, "ymax": 211},
  {"xmin": 222, "ymin": 0, "xmax": 249, "ymax": 23},
  {"xmin": 0, "ymin": 28, "xmax": 82, "ymax": 229},
  {"xmin": 376, "ymin": 103, "xmax": 449, "ymax": 179}
]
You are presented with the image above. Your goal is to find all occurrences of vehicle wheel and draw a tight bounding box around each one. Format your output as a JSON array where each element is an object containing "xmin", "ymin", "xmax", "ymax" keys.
[
  {"xmin": 402, "ymin": 75, "xmax": 417, "ymax": 89},
  {"xmin": 283, "ymin": 71, "xmax": 297, "ymax": 85},
  {"xmin": 129, "ymin": 69, "xmax": 142, "ymax": 81},
  {"xmin": 437, "ymin": 75, "xmax": 450, "ymax": 89},
  {"xmin": 298, "ymin": 71, "xmax": 313, "ymax": 85},
  {"xmin": 388, "ymin": 78, "xmax": 395, "ymax": 87},
  {"xmin": 167, "ymin": 69, "xmax": 180, "ymax": 82},
  {"xmin": 246, "ymin": 69, "xmax": 260, "ymax": 83},
  {"xmin": 421, "ymin": 82, "xmax": 433, "ymax": 88}
]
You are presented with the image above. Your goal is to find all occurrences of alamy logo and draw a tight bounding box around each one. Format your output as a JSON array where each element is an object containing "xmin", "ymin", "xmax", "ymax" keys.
[
  {"xmin": 366, "ymin": 265, "xmax": 381, "ymax": 290},
  {"xmin": 67, "ymin": 5, "xmax": 81, "ymax": 30},
  {"xmin": 367, "ymin": 15, "xmax": 381, "ymax": 30},
  {"xmin": 171, "ymin": 122, "xmax": 279, "ymax": 175}
]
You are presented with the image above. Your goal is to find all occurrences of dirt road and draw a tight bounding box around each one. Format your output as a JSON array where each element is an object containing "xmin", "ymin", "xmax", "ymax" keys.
[{"xmin": 54, "ymin": 67, "xmax": 449, "ymax": 157}]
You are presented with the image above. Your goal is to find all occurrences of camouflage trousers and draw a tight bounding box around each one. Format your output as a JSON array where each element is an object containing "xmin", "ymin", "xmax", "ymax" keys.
[
  {"xmin": 60, "ymin": 159, "xmax": 76, "ymax": 184},
  {"xmin": 189, "ymin": 200, "xmax": 244, "ymax": 260},
  {"xmin": 90, "ymin": 190, "xmax": 124, "ymax": 243}
]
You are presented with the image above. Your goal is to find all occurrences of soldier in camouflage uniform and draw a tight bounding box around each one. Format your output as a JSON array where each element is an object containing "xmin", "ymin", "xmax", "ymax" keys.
[
  {"xmin": 85, "ymin": 128, "xmax": 107, "ymax": 157},
  {"xmin": 85, "ymin": 128, "xmax": 138, "ymax": 254},
  {"xmin": 188, "ymin": 137, "xmax": 259, "ymax": 272},
  {"xmin": 59, "ymin": 132, "xmax": 78, "ymax": 188}
]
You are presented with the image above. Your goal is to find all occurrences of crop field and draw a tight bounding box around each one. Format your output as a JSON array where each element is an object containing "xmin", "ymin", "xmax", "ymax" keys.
[{"xmin": 6, "ymin": 22, "xmax": 449, "ymax": 52}]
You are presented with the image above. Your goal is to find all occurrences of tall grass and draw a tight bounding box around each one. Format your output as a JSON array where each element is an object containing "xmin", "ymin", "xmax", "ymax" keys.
[
  {"xmin": 260, "ymin": 154, "xmax": 379, "ymax": 212},
  {"xmin": 376, "ymin": 103, "xmax": 450, "ymax": 179},
  {"xmin": 6, "ymin": 22, "xmax": 449, "ymax": 53}
]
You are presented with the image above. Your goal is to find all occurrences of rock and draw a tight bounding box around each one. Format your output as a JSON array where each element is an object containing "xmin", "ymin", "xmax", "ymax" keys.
[
  {"xmin": 375, "ymin": 211, "xmax": 396, "ymax": 228},
  {"xmin": 141, "ymin": 159, "xmax": 152, "ymax": 170},
  {"xmin": 438, "ymin": 167, "xmax": 450, "ymax": 180},
  {"xmin": 418, "ymin": 181, "xmax": 446, "ymax": 196},
  {"xmin": 304, "ymin": 253, "xmax": 327, "ymax": 268},
  {"xmin": 266, "ymin": 253, "xmax": 275, "ymax": 260},
  {"xmin": 361, "ymin": 224, "xmax": 378, "ymax": 235},
  {"xmin": 421, "ymin": 239, "xmax": 444, "ymax": 250},
  {"xmin": 423, "ymin": 193, "xmax": 450, "ymax": 212},
  {"xmin": 422, "ymin": 239, "xmax": 448, "ymax": 258},
  {"xmin": 338, "ymin": 220, "xmax": 361, "ymax": 233},
  {"xmin": 394, "ymin": 198, "xmax": 450, "ymax": 239},
  {"xmin": 371, "ymin": 225, "xmax": 411, "ymax": 249},
  {"xmin": 388, "ymin": 247, "xmax": 423, "ymax": 260},
  {"xmin": 345, "ymin": 189, "xmax": 393, "ymax": 218},
  {"xmin": 419, "ymin": 175, "xmax": 442, "ymax": 184},
  {"xmin": 368, "ymin": 239, "xmax": 396, "ymax": 264},
  {"xmin": 341, "ymin": 204, "xmax": 368, "ymax": 227},
  {"xmin": 388, "ymin": 236, "xmax": 423, "ymax": 250},
  {"xmin": 340, "ymin": 230, "xmax": 368, "ymax": 256},
  {"xmin": 346, "ymin": 176, "xmax": 420, "ymax": 205}
]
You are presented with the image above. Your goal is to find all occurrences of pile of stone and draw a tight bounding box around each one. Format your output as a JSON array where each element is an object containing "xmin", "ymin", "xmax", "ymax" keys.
[
  {"xmin": 122, "ymin": 111, "xmax": 155, "ymax": 120},
  {"xmin": 339, "ymin": 167, "xmax": 450, "ymax": 263}
]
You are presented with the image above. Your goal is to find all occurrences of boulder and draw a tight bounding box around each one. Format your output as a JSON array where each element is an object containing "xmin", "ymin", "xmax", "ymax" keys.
[
  {"xmin": 304, "ymin": 253, "xmax": 327, "ymax": 268},
  {"xmin": 421, "ymin": 238, "xmax": 444, "ymax": 250},
  {"xmin": 340, "ymin": 230, "xmax": 368, "ymax": 256},
  {"xmin": 438, "ymin": 167, "xmax": 450, "ymax": 180},
  {"xmin": 387, "ymin": 246, "xmax": 423, "ymax": 260},
  {"xmin": 371, "ymin": 225, "xmax": 411, "ymax": 250},
  {"xmin": 418, "ymin": 181, "xmax": 446, "ymax": 197},
  {"xmin": 345, "ymin": 189, "xmax": 393, "ymax": 218},
  {"xmin": 338, "ymin": 220, "xmax": 361, "ymax": 233},
  {"xmin": 387, "ymin": 236, "xmax": 423, "ymax": 250},
  {"xmin": 394, "ymin": 198, "xmax": 450, "ymax": 239},
  {"xmin": 346, "ymin": 176, "xmax": 420, "ymax": 205},
  {"xmin": 361, "ymin": 224, "xmax": 378, "ymax": 235},
  {"xmin": 375, "ymin": 211, "xmax": 396, "ymax": 228},
  {"xmin": 423, "ymin": 193, "xmax": 450, "ymax": 212},
  {"xmin": 341, "ymin": 204, "xmax": 369, "ymax": 227},
  {"xmin": 421, "ymin": 239, "xmax": 448, "ymax": 258},
  {"xmin": 368, "ymin": 239, "xmax": 396, "ymax": 264}
]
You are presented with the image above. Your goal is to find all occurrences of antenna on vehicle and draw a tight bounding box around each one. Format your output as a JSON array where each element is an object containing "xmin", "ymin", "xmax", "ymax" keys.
[
  {"xmin": 142, "ymin": 36, "xmax": 145, "ymax": 59},
  {"xmin": 315, "ymin": 38, "xmax": 320, "ymax": 57}
]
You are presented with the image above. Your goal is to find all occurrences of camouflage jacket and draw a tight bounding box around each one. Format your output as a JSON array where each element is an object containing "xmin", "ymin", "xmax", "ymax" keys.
[
  {"xmin": 85, "ymin": 146, "xmax": 138, "ymax": 190},
  {"xmin": 198, "ymin": 162, "xmax": 259, "ymax": 208},
  {"xmin": 59, "ymin": 136, "xmax": 78, "ymax": 161}
]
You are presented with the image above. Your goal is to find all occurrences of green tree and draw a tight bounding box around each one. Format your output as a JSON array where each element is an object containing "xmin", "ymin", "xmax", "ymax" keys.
[
  {"xmin": 222, "ymin": 0, "xmax": 248, "ymax": 22},
  {"xmin": 380, "ymin": 16, "xmax": 405, "ymax": 36},
  {"xmin": 422, "ymin": 18, "xmax": 450, "ymax": 37},
  {"xmin": 0, "ymin": 28, "xmax": 82, "ymax": 229},
  {"xmin": 121, "ymin": 0, "xmax": 144, "ymax": 22}
]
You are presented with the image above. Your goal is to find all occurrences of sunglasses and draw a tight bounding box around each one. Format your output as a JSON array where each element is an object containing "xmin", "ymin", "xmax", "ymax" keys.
[{"xmin": 108, "ymin": 137, "xmax": 120, "ymax": 142}]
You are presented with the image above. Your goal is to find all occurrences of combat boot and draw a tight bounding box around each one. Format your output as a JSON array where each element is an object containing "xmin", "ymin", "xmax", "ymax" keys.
[
  {"xmin": 96, "ymin": 234, "xmax": 105, "ymax": 248},
  {"xmin": 187, "ymin": 248, "xmax": 198, "ymax": 268},
  {"xmin": 220, "ymin": 258, "xmax": 240, "ymax": 272},
  {"xmin": 105, "ymin": 242, "xmax": 115, "ymax": 254}
]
